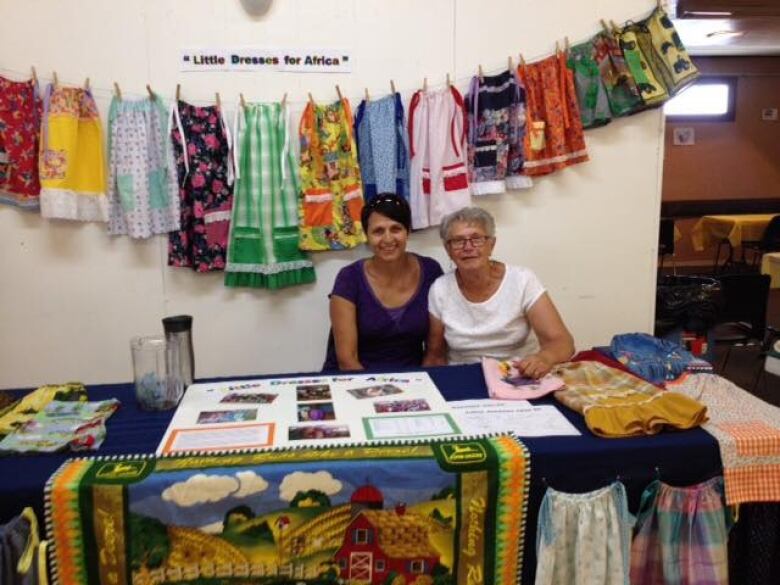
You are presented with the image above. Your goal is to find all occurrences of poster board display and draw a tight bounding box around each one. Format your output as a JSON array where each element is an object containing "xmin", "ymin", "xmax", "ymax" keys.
[{"xmin": 158, "ymin": 372, "xmax": 461, "ymax": 455}]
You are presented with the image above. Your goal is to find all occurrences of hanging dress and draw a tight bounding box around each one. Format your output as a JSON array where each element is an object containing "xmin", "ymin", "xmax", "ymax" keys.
[
  {"xmin": 617, "ymin": 24, "xmax": 670, "ymax": 107},
  {"xmin": 640, "ymin": 7, "xmax": 700, "ymax": 96},
  {"xmin": 0, "ymin": 76, "xmax": 41, "ymax": 209},
  {"xmin": 535, "ymin": 482, "xmax": 633, "ymax": 585},
  {"xmin": 225, "ymin": 102, "xmax": 315, "ymax": 289},
  {"xmin": 518, "ymin": 53, "xmax": 589, "ymax": 177},
  {"xmin": 466, "ymin": 69, "xmax": 533, "ymax": 195},
  {"xmin": 567, "ymin": 41, "xmax": 613, "ymax": 129},
  {"xmin": 354, "ymin": 92, "xmax": 409, "ymax": 203},
  {"xmin": 591, "ymin": 32, "xmax": 645, "ymax": 117},
  {"xmin": 408, "ymin": 86, "xmax": 471, "ymax": 229},
  {"xmin": 39, "ymin": 84, "xmax": 107, "ymax": 221},
  {"xmin": 168, "ymin": 100, "xmax": 234, "ymax": 272},
  {"xmin": 298, "ymin": 98, "xmax": 365, "ymax": 251},
  {"xmin": 106, "ymin": 95, "xmax": 180, "ymax": 238}
]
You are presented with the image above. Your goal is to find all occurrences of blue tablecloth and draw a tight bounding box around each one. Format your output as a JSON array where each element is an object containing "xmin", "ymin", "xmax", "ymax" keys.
[{"xmin": 0, "ymin": 364, "xmax": 722, "ymax": 584}]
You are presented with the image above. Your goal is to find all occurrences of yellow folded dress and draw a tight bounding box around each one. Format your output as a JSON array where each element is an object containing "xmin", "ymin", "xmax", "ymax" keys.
[
  {"xmin": 0, "ymin": 382, "xmax": 86, "ymax": 437},
  {"xmin": 553, "ymin": 361, "xmax": 708, "ymax": 438}
]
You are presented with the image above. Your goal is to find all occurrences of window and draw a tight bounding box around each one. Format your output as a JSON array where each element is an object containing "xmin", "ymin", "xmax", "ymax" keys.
[
  {"xmin": 339, "ymin": 558, "xmax": 347, "ymax": 569},
  {"xmin": 375, "ymin": 560, "xmax": 386, "ymax": 572},
  {"xmin": 410, "ymin": 560, "xmax": 425, "ymax": 574},
  {"xmin": 354, "ymin": 528, "xmax": 369, "ymax": 544},
  {"xmin": 664, "ymin": 77, "xmax": 736, "ymax": 122}
]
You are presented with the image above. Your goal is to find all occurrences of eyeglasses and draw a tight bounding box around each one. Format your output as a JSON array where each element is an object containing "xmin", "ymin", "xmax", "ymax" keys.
[{"xmin": 447, "ymin": 236, "xmax": 490, "ymax": 250}]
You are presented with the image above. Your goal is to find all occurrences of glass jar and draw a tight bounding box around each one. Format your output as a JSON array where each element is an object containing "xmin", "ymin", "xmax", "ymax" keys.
[{"xmin": 130, "ymin": 336, "xmax": 183, "ymax": 411}]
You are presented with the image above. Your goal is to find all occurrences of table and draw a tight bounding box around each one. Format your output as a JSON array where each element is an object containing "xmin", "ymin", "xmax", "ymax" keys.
[
  {"xmin": 0, "ymin": 364, "xmax": 722, "ymax": 584},
  {"xmin": 762, "ymin": 252, "xmax": 780, "ymax": 289},
  {"xmin": 691, "ymin": 214, "xmax": 779, "ymax": 252},
  {"xmin": 691, "ymin": 214, "xmax": 778, "ymax": 273}
]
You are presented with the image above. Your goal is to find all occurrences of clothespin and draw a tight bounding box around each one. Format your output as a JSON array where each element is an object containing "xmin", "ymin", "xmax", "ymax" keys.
[
  {"xmin": 508, "ymin": 56, "xmax": 514, "ymax": 71},
  {"xmin": 423, "ymin": 77, "xmax": 428, "ymax": 91},
  {"xmin": 390, "ymin": 80, "xmax": 396, "ymax": 94},
  {"xmin": 565, "ymin": 36, "xmax": 570, "ymax": 53},
  {"xmin": 478, "ymin": 64, "xmax": 484, "ymax": 81},
  {"xmin": 555, "ymin": 40, "xmax": 560, "ymax": 55},
  {"xmin": 83, "ymin": 77, "xmax": 90, "ymax": 91},
  {"xmin": 446, "ymin": 73, "xmax": 451, "ymax": 87},
  {"xmin": 335, "ymin": 85, "xmax": 343, "ymax": 101},
  {"xmin": 52, "ymin": 71, "xmax": 58, "ymax": 88},
  {"xmin": 364, "ymin": 87, "xmax": 370, "ymax": 102},
  {"xmin": 215, "ymin": 92, "xmax": 221, "ymax": 108},
  {"xmin": 146, "ymin": 84, "xmax": 155, "ymax": 100},
  {"xmin": 113, "ymin": 82, "xmax": 122, "ymax": 100},
  {"xmin": 31, "ymin": 66, "xmax": 38, "ymax": 85},
  {"xmin": 600, "ymin": 19, "xmax": 612, "ymax": 36},
  {"xmin": 610, "ymin": 19, "xmax": 620, "ymax": 34},
  {"xmin": 175, "ymin": 83, "xmax": 181, "ymax": 102},
  {"xmin": 308, "ymin": 92, "xmax": 315, "ymax": 105},
  {"xmin": 240, "ymin": 93, "xmax": 246, "ymax": 109},
  {"xmin": 519, "ymin": 53, "xmax": 526, "ymax": 68},
  {"xmin": 281, "ymin": 92, "xmax": 287, "ymax": 108}
]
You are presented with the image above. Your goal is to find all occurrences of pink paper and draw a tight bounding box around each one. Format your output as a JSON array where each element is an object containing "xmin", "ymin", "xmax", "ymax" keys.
[{"xmin": 481, "ymin": 357, "xmax": 564, "ymax": 400}]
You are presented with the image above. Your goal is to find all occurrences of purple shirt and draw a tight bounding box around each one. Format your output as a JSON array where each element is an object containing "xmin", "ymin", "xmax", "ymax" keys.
[{"xmin": 323, "ymin": 254, "xmax": 444, "ymax": 371}]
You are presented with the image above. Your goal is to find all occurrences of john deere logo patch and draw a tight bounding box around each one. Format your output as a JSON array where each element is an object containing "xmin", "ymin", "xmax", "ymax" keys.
[
  {"xmin": 96, "ymin": 461, "xmax": 148, "ymax": 480},
  {"xmin": 441, "ymin": 443, "xmax": 487, "ymax": 464}
]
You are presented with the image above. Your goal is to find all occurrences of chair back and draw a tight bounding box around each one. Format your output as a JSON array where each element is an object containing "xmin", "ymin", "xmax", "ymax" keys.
[
  {"xmin": 659, "ymin": 218, "xmax": 675, "ymax": 256},
  {"xmin": 761, "ymin": 215, "xmax": 780, "ymax": 252},
  {"xmin": 716, "ymin": 273, "xmax": 771, "ymax": 341}
]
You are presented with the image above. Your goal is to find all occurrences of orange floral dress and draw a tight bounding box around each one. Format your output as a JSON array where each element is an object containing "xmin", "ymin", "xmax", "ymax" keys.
[{"xmin": 518, "ymin": 52, "xmax": 589, "ymax": 177}]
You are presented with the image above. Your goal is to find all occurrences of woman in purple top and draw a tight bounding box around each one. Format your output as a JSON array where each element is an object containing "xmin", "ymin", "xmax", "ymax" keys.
[{"xmin": 323, "ymin": 193, "xmax": 443, "ymax": 371}]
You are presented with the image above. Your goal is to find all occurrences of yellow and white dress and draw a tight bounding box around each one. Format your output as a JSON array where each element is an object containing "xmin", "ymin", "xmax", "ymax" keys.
[{"xmin": 39, "ymin": 84, "xmax": 107, "ymax": 221}]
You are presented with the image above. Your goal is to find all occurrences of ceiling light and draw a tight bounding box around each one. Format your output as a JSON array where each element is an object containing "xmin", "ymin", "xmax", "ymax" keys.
[{"xmin": 240, "ymin": 0, "xmax": 273, "ymax": 17}]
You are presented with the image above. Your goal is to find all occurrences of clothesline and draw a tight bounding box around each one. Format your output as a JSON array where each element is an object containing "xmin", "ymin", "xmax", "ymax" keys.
[{"xmin": 0, "ymin": 5, "xmax": 661, "ymax": 107}]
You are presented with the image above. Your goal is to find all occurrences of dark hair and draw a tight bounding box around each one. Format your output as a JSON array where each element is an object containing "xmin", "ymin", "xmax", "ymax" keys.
[{"xmin": 361, "ymin": 193, "xmax": 412, "ymax": 232}]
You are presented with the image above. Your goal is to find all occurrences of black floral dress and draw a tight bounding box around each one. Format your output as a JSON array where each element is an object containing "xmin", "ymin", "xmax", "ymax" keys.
[{"xmin": 168, "ymin": 101, "xmax": 233, "ymax": 272}]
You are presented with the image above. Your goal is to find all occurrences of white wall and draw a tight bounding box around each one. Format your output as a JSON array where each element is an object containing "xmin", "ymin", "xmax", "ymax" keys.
[{"xmin": 0, "ymin": 0, "xmax": 663, "ymax": 388}]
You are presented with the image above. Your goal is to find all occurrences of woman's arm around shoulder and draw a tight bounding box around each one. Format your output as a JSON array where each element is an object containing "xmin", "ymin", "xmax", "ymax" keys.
[
  {"xmin": 422, "ymin": 314, "xmax": 448, "ymax": 366},
  {"xmin": 422, "ymin": 275, "xmax": 448, "ymax": 366}
]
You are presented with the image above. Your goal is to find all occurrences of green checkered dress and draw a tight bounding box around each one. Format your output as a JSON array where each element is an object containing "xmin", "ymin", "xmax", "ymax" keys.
[{"xmin": 225, "ymin": 103, "xmax": 315, "ymax": 289}]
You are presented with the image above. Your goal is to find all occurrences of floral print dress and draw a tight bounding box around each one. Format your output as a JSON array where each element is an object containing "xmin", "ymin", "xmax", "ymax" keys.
[
  {"xmin": 168, "ymin": 101, "xmax": 233, "ymax": 272},
  {"xmin": 298, "ymin": 98, "xmax": 365, "ymax": 251}
]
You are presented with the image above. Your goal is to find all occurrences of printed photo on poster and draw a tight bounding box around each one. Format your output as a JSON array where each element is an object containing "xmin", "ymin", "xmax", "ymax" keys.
[
  {"xmin": 220, "ymin": 392, "xmax": 278, "ymax": 404},
  {"xmin": 296, "ymin": 384, "xmax": 332, "ymax": 402},
  {"xmin": 374, "ymin": 399, "xmax": 431, "ymax": 413},
  {"xmin": 347, "ymin": 384, "xmax": 403, "ymax": 399},
  {"xmin": 288, "ymin": 424, "xmax": 351, "ymax": 441},
  {"xmin": 297, "ymin": 402, "xmax": 336, "ymax": 422},
  {"xmin": 197, "ymin": 409, "xmax": 257, "ymax": 425}
]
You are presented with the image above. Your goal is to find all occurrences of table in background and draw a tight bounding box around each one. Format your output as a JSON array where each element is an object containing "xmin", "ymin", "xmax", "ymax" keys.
[
  {"xmin": 691, "ymin": 214, "xmax": 778, "ymax": 251},
  {"xmin": 0, "ymin": 364, "xmax": 722, "ymax": 584},
  {"xmin": 762, "ymin": 252, "xmax": 780, "ymax": 288}
]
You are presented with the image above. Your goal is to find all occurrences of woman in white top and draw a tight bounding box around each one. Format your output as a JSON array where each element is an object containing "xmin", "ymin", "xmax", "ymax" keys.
[{"xmin": 423, "ymin": 207, "xmax": 575, "ymax": 378}]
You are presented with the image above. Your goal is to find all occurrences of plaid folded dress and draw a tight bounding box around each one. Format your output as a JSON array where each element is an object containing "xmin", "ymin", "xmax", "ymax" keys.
[{"xmin": 552, "ymin": 361, "xmax": 708, "ymax": 438}]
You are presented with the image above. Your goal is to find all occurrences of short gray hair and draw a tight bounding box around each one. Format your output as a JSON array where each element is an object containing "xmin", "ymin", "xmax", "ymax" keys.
[{"xmin": 439, "ymin": 207, "xmax": 496, "ymax": 241}]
